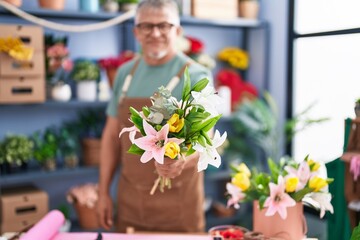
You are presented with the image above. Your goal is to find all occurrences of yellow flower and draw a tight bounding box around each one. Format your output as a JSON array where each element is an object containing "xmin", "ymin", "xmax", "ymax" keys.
[
  {"xmin": 167, "ymin": 113, "xmax": 184, "ymax": 133},
  {"xmin": 0, "ymin": 37, "xmax": 33, "ymax": 61},
  {"xmin": 237, "ymin": 163, "xmax": 251, "ymax": 177},
  {"xmin": 285, "ymin": 177, "xmax": 299, "ymax": 192},
  {"xmin": 307, "ymin": 159, "xmax": 321, "ymax": 172},
  {"xmin": 309, "ymin": 177, "xmax": 327, "ymax": 192},
  {"xmin": 164, "ymin": 141, "xmax": 180, "ymax": 159},
  {"xmin": 232, "ymin": 172, "xmax": 250, "ymax": 191},
  {"xmin": 217, "ymin": 47, "xmax": 249, "ymax": 70}
]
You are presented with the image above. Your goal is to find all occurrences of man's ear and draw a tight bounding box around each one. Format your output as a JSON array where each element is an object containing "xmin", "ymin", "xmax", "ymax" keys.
[
  {"xmin": 133, "ymin": 27, "xmax": 140, "ymax": 41},
  {"xmin": 176, "ymin": 26, "xmax": 183, "ymax": 36}
]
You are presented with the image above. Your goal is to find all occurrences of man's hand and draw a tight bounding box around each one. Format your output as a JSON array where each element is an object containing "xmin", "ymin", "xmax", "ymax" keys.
[
  {"xmin": 154, "ymin": 157, "xmax": 186, "ymax": 179},
  {"xmin": 97, "ymin": 193, "xmax": 114, "ymax": 230}
]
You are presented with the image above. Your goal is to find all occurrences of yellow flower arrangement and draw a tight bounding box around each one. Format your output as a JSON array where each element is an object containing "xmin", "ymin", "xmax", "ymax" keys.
[
  {"xmin": 218, "ymin": 47, "xmax": 249, "ymax": 70},
  {"xmin": 0, "ymin": 36, "xmax": 34, "ymax": 61}
]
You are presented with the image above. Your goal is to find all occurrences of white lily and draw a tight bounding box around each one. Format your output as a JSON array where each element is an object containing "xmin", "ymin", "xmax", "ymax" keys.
[
  {"xmin": 191, "ymin": 85, "xmax": 222, "ymax": 117},
  {"xmin": 303, "ymin": 192, "xmax": 334, "ymax": 218},
  {"xmin": 193, "ymin": 130, "xmax": 227, "ymax": 172}
]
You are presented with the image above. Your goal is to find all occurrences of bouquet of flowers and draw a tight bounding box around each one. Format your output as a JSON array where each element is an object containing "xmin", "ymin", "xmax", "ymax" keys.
[
  {"xmin": 120, "ymin": 69, "xmax": 227, "ymax": 194},
  {"xmin": 226, "ymin": 155, "xmax": 334, "ymax": 219}
]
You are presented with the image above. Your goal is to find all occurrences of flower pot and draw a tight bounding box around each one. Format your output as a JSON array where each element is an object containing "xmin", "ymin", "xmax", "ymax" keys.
[
  {"xmin": 43, "ymin": 159, "xmax": 57, "ymax": 171},
  {"xmin": 252, "ymin": 200, "xmax": 307, "ymax": 240},
  {"xmin": 73, "ymin": 202, "xmax": 99, "ymax": 230},
  {"xmin": 51, "ymin": 82, "xmax": 72, "ymax": 102},
  {"xmin": 76, "ymin": 81, "xmax": 97, "ymax": 102},
  {"xmin": 64, "ymin": 155, "xmax": 79, "ymax": 169},
  {"xmin": 102, "ymin": 0, "xmax": 119, "ymax": 12},
  {"xmin": 239, "ymin": 0, "xmax": 259, "ymax": 19},
  {"xmin": 105, "ymin": 67, "xmax": 117, "ymax": 88},
  {"xmin": 4, "ymin": 0, "xmax": 22, "ymax": 7},
  {"xmin": 120, "ymin": 3, "xmax": 137, "ymax": 12},
  {"xmin": 38, "ymin": 0, "xmax": 65, "ymax": 10},
  {"xmin": 81, "ymin": 138, "xmax": 101, "ymax": 166}
]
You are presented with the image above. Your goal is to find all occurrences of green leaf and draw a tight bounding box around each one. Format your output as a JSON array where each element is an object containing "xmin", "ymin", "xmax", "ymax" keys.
[
  {"xmin": 182, "ymin": 68, "xmax": 191, "ymax": 102},
  {"xmin": 191, "ymin": 78, "xmax": 209, "ymax": 92},
  {"xmin": 200, "ymin": 130, "xmax": 212, "ymax": 145},
  {"xmin": 351, "ymin": 222, "xmax": 360, "ymax": 240},
  {"xmin": 197, "ymin": 135, "xmax": 207, "ymax": 147},
  {"xmin": 290, "ymin": 187, "xmax": 313, "ymax": 202},
  {"xmin": 128, "ymin": 144, "xmax": 144, "ymax": 155},
  {"xmin": 142, "ymin": 107, "xmax": 150, "ymax": 117}
]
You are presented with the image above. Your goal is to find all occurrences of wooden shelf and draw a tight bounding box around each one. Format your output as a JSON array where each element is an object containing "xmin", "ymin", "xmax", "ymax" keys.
[
  {"xmin": 0, "ymin": 100, "xmax": 108, "ymax": 108},
  {"xmin": 0, "ymin": 166, "xmax": 98, "ymax": 186}
]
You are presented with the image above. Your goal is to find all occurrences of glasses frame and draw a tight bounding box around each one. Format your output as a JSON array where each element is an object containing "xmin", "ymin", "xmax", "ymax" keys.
[{"xmin": 135, "ymin": 22, "xmax": 175, "ymax": 35}]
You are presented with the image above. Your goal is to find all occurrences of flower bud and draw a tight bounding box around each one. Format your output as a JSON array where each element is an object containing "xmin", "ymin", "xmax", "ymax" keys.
[
  {"xmin": 309, "ymin": 177, "xmax": 327, "ymax": 192},
  {"xmin": 164, "ymin": 141, "xmax": 180, "ymax": 159},
  {"xmin": 285, "ymin": 177, "xmax": 299, "ymax": 192},
  {"xmin": 232, "ymin": 172, "xmax": 250, "ymax": 191},
  {"xmin": 167, "ymin": 113, "xmax": 184, "ymax": 133}
]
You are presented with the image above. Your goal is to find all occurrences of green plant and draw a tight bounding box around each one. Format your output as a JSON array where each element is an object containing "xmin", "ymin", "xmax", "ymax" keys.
[
  {"xmin": 76, "ymin": 108, "xmax": 106, "ymax": 139},
  {"xmin": 71, "ymin": 60, "xmax": 100, "ymax": 82},
  {"xmin": 351, "ymin": 222, "xmax": 360, "ymax": 240},
  {"xmin": 57, "ymin": 203, "xmax": 71, "ymax": 220},
  {"xmin": 117, "ymin": 0, "xmax": 138, "ymax": 4},
  {"xmin": 0, "ymin": 135, "xmax": 34, "ymax": 166},
  {"xmin": 32, "ymin": 128, "xmax": 58, "ymax": 164},
  {"xmin": 355, "ymin": 98, "xmax": 360, "ymax": 104}
]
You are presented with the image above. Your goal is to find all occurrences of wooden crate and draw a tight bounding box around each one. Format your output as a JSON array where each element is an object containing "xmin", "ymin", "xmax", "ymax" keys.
[
  {"xmin": 191, "ymin": 0, "xmax": 238, "ymax": 19},
  {"xmin": 0, "ymin": 76, "xmax": 45, "ymax": 104},
  {"xmin": 0, "ymin": 51, "xmax": 45, "ymax": 77}
]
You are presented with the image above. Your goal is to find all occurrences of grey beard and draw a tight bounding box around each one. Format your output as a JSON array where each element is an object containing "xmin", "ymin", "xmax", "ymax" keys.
[{"xmin": 147, "ymin": 50, "xmax": 168, "ymax": 60}]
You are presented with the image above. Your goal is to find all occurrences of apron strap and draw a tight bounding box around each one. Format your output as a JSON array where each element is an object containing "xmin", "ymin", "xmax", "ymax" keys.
[
  {"xmin": 165, "ymin": 62, "xmax": 191, "ymax": 92},
  {"xmin": 118, "ymin": 57, "xmax": 141, "ymax": 104}
]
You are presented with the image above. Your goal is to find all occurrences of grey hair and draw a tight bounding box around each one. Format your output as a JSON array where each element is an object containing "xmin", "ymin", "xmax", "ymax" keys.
[{"xmin": 135, "ymin": 0, "xmax": 180, "ymax": 25}]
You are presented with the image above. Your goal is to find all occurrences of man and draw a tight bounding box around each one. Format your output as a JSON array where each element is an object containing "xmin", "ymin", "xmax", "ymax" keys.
[{"xmin": 98, "ymin": 0, "xmax": 212, "ymax": 233}]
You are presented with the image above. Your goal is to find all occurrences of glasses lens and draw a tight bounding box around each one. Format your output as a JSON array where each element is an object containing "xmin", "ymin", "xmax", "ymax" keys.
[{"xmin": 136, "ymin": 22, "xmax": 174, "ymax": 34}]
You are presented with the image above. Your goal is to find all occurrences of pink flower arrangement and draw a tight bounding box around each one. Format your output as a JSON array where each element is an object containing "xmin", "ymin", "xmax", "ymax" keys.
[
  {"xmin": 226, "ymin": 155, "xmax": 334, "ymax": 219},
  {"xmin": 46, "ymin": 43, "xmax": 73, "ymax": 81},
  {"xmin": 66, "ymin": 183, "xmax": 98, "ymax": 209}
]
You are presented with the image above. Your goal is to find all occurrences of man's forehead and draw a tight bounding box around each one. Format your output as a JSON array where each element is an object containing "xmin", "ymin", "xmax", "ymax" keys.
[{"xmin": 135, "ymin": 7, "xmax": 179, "ymax": 25}]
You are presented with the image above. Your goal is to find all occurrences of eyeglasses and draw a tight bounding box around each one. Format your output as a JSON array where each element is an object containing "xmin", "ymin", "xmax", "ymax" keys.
[{"xmin": 135, "ymin": 22, "xmax": 175, "ymax": 35}]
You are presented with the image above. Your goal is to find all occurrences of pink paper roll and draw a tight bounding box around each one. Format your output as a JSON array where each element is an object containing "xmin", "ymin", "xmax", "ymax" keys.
[{"xmin": 20, "ymin": 210, "xmax": 65, "ymax": 240}]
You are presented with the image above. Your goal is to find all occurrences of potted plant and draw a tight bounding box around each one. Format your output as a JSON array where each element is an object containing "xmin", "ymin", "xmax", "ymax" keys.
[
  {"xmin": 118, "ymin": 0, "xmax": 138, "ymax": 11},
  {"xmin": 0, "ymin": 134, "xmax": 33, "ymax": 174},
  {"xmin": 66, "ymin": 183, "xmax": 99, "ymax": 229},
  {"xmin": 226, "ymin": 155, "xmax": 334, "ymax": 239},
  {"xmin": 58, "ymin": 123, "xmax": 80, "ymax": 169},
  {"xmin": 100, "ymin": 0, "xmax": 119, "ymax": 12},
  {"xmin": 71, "ymin": 59, "xmax": 100, "ymax": 101},
  {"xmin": 355, "ymin": 98, "xmax": 360, "ymax": 118},
  {"xmin": 32, "ymin": 128, "xmax": 58, "ymax": 171},
  {"xmin": 76, "ymin": 109, "xmax": 106, "ymax": 166}
]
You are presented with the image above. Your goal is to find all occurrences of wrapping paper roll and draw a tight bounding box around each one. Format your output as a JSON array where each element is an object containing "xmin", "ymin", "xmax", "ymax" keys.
[{"xmin": 20, "ymin": 210, "xmax": 65, "ymax": 240}]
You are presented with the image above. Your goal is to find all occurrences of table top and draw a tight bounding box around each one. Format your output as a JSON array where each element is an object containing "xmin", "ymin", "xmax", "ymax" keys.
[{"xmin": 51, "ymin": 232, "xmax": 211, "ymax": 240}]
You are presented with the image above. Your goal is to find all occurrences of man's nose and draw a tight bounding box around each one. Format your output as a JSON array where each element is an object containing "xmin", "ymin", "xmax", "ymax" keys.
[{"xmin": 150, "ymin": 26, "xmax": 161, "ymax": 37}]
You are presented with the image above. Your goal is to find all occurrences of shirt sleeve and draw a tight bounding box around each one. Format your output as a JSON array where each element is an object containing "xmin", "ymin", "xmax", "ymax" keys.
[{"xmin": 106, "ymin": 66, "xmax": 126, "ymax": 117}]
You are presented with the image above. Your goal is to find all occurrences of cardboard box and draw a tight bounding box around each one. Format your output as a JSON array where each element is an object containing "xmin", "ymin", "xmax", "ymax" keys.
[
  {"xmin": 191, "ymin": 0, "xmax": 238, "ymax": 19},
  {"xmin": 0, "ymin": 51, "xmax": 45, "ymax": 77},
  {"xmin": 0, "ymin": 76, "xmax": 45, "ymax": 104},
  {"xmin": 0, "ymin": 25, "xmax": 44, "ymax": 50},
  {"xmin": 0, "ymin": 186, "xmax": 48, "ymax": 234}
]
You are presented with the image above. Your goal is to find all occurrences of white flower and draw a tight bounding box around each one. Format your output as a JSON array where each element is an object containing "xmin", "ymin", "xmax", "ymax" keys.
[
  {"xmin": 193, "ymin": 130, "xmax": 227, "ymax": 172},
  {"xmin": 197, "ymin": 53, "xmax": 216, "ymax": 69},
  {"xmin": 191, "ymin": 85, "xmax": 223, "ymax": 117},
  {"xmin": 303, "ymin": 192, "xmax": 334, "ymax": 218}
]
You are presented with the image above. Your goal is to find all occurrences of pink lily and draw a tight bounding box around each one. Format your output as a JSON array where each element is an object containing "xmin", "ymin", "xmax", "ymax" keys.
[
  {"xmin": 133, "ymin": 119, "xmax": 184, "ymax": 164},
  {"xmin": 119, "ymin": 125, "xmax": 139, "ymax": 143},
  {"xmin": 226, "ymin": 183, "xmax": 245, "ymax": 209},
  {"xmin": 285, "ymin": 161, "xmax": 311, "ymax": 191},
  {"xmin": 264, "ymin": 176, "xmax": 296, "ymax": 219}
]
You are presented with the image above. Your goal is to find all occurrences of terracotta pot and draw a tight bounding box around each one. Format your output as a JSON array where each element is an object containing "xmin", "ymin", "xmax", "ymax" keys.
[
  {"xmin": 4, "ymin": 0, "xmax": 22, "ymax": 7},
  {"xmin": 105, "ymin": 67, "xmax": 117, "ymax": 88},
  {"xmin": 38, "ymin": 0, "xmax": 65, "ymax": 10},
  {"xmin": 81, "ymin": 138, "xmax": 101, "ymax": 166},
  {"xmin": 73, "ymin": 202, "xmax": 99, "ymax": 230},
  {"xmin": 239, "ymin": 0, "xmax": 259, "ymax": 19},
  {"xmin": 252, "ymin": 200, "xmax": 307, "ymax": 240}
]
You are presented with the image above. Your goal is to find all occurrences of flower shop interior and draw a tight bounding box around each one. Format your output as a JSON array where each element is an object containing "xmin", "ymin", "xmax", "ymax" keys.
[{"xmin": 0, "ymin": 0, "xmax": 359, "ymax": 240}]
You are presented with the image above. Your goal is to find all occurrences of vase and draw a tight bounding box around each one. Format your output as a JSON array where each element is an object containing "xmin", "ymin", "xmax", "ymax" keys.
[
  {"xmin": 105, "ymin": 67, "xmax": 117, "ymax": 88},
  {"xmin": 73, "ymin": 202, "xmax": 99, "ymax": 230},
  {"xmin": 252, "ymin": 200, "xmax": 307, "ymax": 240},
  {"xmin": 38, "ymin": 0, "xmax": 65, "ymax": 10},
  {"xmin": 81, "ymin": 138, "xmax": 101, "ymax": 166},
  {"xmin": 239, "ymin": 0, "xmax": 259, "ymax": 19},
  {"xmin": 79, "ymin": 0, "xmax": 99, "ymax": 13},
  {"xmin": 76, "ymin": 81, "xmax": 97, "ymax": 102}
]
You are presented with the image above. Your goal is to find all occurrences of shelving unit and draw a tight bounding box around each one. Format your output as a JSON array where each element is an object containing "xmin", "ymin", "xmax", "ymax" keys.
[{"xmin": 0, "ymin": 1, "xmax": 269, "ymax": 230}]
